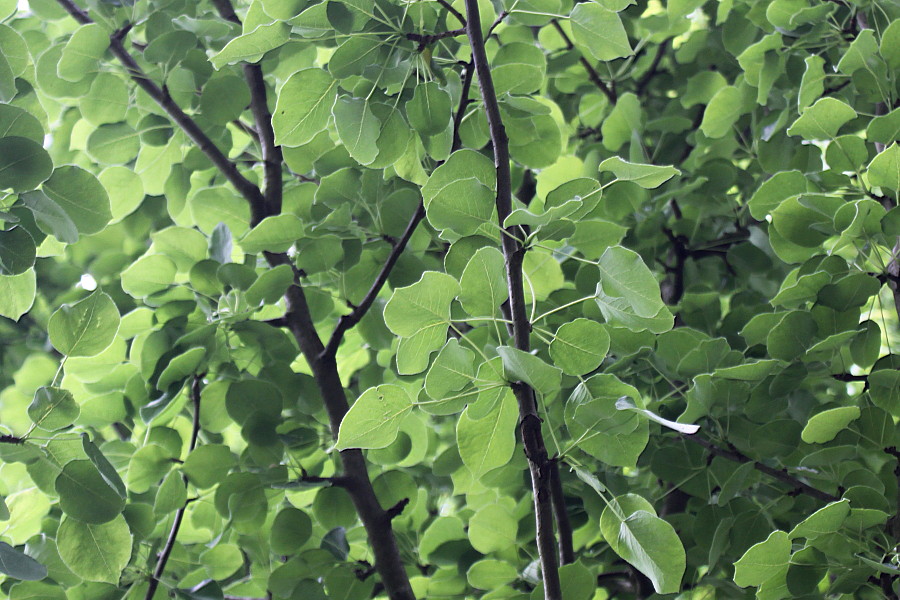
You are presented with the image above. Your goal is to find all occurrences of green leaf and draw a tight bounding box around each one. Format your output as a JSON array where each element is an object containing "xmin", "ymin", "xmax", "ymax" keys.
[
  {"xmin": 598, "ymin": 157, "xmax": 680, "ymax": 189},
  {"xmin": 700, "ymin": 86, "xmax": 744, "ymax": 139},
  {"xmin": 211, "ymin": 22, "xmax": 290, "ymax": 69},
  {"xmin": 245, "ymin": 263, "xmax": 294, "ymax": 305},
  {"xmin": 271, "ymin": 507, "xmax": 313, "ymax": 555},
  {"xmin": 497, "ymin": 346, "xmax": 562, "ymax": 396},
  {"xmin": 0, "ymin": 226, "xmax": 35, "ymax": 275},
  {"xmin": 57, "ymin": 515, "xmax": 132, "ymax": 584},
  {"xmin": 837, "ymin": 29, "xmax": 878, "ymax": 75},
  {"xmin": 787, "ymin": 97, "xmax": 857, "ymax": 140},
  {"xmin": 239, "ymin": 214, "xmax": 304, "ymax": 253},
  {"xmin": 469, "ymin": 503, "xmax": 518, "ymax": 553},
  {"xmin": 41, "ymin": 166, "xmax": 112, "ymax": 235},
  {"xmin": 54, "ymin": 460, "xmax": 124, "ymax": 524},
  {"xmin": 569, "ymin": 2, "xmax": 632, "ymax": 61},
  {"xmin": 0, "ymin": 542, "xmax": 47, "ymax": 581},
  {"xmin": 48, "ymin": 290, "xmax": 120, "ymax": 357},
  {"xmin": 549, "ymin": 318, "xmax": 609, "ymax": 375},
  {"xmin": 0, "ymin": 269, "xmax": 35, "ymax": 321},
  {"xmin": 336, "ymin": 385, "xmax": 413, "ymax": 450},
  {"xmin": 157, "ymin": 347, "xmax": 206, "ymax": 391},
  {"xmin": 459, "ymin": 247, "xmax": 507, "ymax": 318},
  {"xmin": 600, "ymin": 494, "xmax": 685, "ymax": 594},
  {"xmin": 867, "ymin": 143, "xmax": 900, "ymax": 192},
  {"xmin": 154, "ymin": 470, "xmax": 187, "ymax": 514},
  {"xmin": 182, "ymin": 444, "xmax": 235, "ymax": 489},
  {"xmin": 0, "ymin": 137, "xmax": 53, "ymax": 192},
  {"xmin": 881, "ymin": 19, "xmax": 900, "ymax": 68},
  {"xmin": 121, "ymin": 254, "xmax": 177, "ymax": 298},
  {"xmin": 801, "ymin": 406, "xmax": 861, "ymax": 444},
  {"xmin": 333, "ymin": 96, "xmax": 381, "ymax": 165},
  {"xmin": 425, "ymin": 339, "xmax": 476, "ymax": 400},
  {"xmin": 457, "ymin": 391, "xmax": 517, "ymax": 479},
  {"xmin": 273, "ymin": 68, "xmax": 338, "ymax": 147},
  {"xmin": 798, "ymin": 55, "xmax": 825, "ymax": 111},
  {"xmin": 421, "ymin": 149, "xmax": 497, "ymax": 236},
  {"xmin": 406, "ymin": 81, "xmax": 451, "ymax": 137},
  {"xmin": 58, "ymin": 23, "xmax": 108, "ymax": 83},
  {"xmin": 600, "ymin": 93, "xmax": 642, "ymax": 151},
  {"xmin": 733, "ymin": 530, "xmax": 790, "ymax": 588},
  {"xmin": 467, "ymin": 559, "xmax": 517, "ymax": 590},
  {"xmin": 789, "ymin": 500, "xmax": 850, "ymax": 539},
  {"xmin": 19, "ymin": 190, "xmax": 79, "ymax": 244},
  {"xmin": 28, "ymin": 386, "xmax": 79, "ymax": 431},
  {"xmin": 384, "ymin": 271, "xmax": 460, "ymax": 375},
  {"xmin": 594, "ymin": 246, "xmax": 674, "ymax": 333}
]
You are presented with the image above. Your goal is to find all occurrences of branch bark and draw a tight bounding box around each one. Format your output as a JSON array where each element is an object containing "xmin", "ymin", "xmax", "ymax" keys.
[
  {"xmin": 145, "ymin": 375, "xmax": 204, "ymax": 600},
  {"xmin": 549, "ymin": 460, "xmax": 575, "ymax": 565},
  {"xmin": 464, "ymin": 2, "xmax": 562, "ymax": 598},
  {"xmin": 681, "ymin": 434, "xmax": 840, "ymax": 503}
]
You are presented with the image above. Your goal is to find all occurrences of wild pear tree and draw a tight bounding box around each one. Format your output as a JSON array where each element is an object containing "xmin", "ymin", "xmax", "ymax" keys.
[{"xmin": 0, "ymin": 0, "xmax": 898, "ymax": 599}]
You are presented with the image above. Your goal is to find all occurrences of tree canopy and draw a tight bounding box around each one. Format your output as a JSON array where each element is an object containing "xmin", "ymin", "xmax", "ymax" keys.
[{"xmin": 0, "ymin": 0, "xmax": 898, "ymax": 599}]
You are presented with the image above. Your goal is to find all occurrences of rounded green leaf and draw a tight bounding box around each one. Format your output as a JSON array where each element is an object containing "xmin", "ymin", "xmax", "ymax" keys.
[
  {"xmin": 0, "ymin": 137, "xmax": 53, "ymax": 192},
  {"xmin": 41, "ymin": 166, "xmax": 112, "ymax": 235},
  {"xmin": 182, "ymin": 444, "xmax": 235, "ymax": 489},
  {"xmin": 468, "ymin": 503, "xmax": 518, "ymax": 554},
  {"xmin": 801, "ymin": 406, "xmax": 861, "ymax": 444},
  {"xmin": 787, "ymin": 97, "xmax": 857, "ymax": 140},
  {"xmin": 55, "ymin": 460, "xmax": 124, "ymax": 524},
  {"xmin": 570, "ymin": 2, "xmax": 632, "ymax": 61},
  {"xmin": 550, "ymin": 318, "xmax": 610, "ymax": 375},
  {"xmin": 789, "ymin": 500, "xmax": 850, "ymax": 539},
  {"xmin": 273, "ymin": 68, "xmax": 338, "ymax": 147},
  {"xmin": 598, "ymin": 157, "xmax": 680, "ymax": 189},
  {"xmin": 459, "ymin": 247, "xmax": 507, "ymax": 318},
  {"xmin": 239, "ymin": 214, "xmax": 304, "ymax": 253},
  {"xmin": 28, "ymin": 386, "xmax": 79, "ymax": 431},
  {"xmin": 700, "ymin": 86, "xmax": 744, "ymax": 139},
  {"xmin": 733, "ymin": 530, "xmax": 790, "ymax": 588},
  {"xmin": 406, "ymin": 81, "xmax": 451, "ymax": 137},
  {"xmin": 0, "ymin": 226, "xmax": 35, "ymax": 275},
  {"xmin": 867, "ymin": 143, "xmax": 900, "ymax": 192},
  {"xmin": 0, "ymin": 268, "xmax": 36, "ymax": 321},
  {"xmin": 457, "ymin": 392, "xmax": 517, "ymax": 480},
  {"xmin": 467, "ymin": 559, "xmax": 517, "ymax": 590},
  {"xmin": 48, "ymin": 290, "xmax": 120, "ymax": 357},
  {"xmin": 600, "ymin": 494, "xmax": 685, "ymax": 594},
  {"xmin": 121, "ymin": 254, "xmax": 177, "ymax": 298},
  {"xmin": 58, "ymin": 23, "xmax": 108, "ymax": 83},
  {"xmin": 153, "ymin": 470, "xmax": 187, "ymax": 515},
  {"xmin": 271, "ymin": 507, "xmax": 313, "ymax": 554},
  {"xmin": 336, "ymin": 385, "xmax": 413, "ymax": 450},
  {"xmin": 57, "ymin": 515, "xmax": 132, "ymax": 584}
]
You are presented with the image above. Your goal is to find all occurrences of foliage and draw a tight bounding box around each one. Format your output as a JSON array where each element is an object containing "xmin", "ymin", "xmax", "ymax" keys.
[{"xmin": 0, "ymin": 0, "xmax": 898, "ymax": 599}]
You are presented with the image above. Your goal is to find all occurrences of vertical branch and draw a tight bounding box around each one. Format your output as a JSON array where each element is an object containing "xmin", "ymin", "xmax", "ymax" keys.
[
  {"xmin": 145, "ymin": 375, "xmax": 204, "ymax": 600},
  {"xmin": 549, "ymin": 460, "xmax": 575, "ymax": 565},
  {"xmin": 464, "ymin": 2, "xmax": 562, "ymax": 598}
]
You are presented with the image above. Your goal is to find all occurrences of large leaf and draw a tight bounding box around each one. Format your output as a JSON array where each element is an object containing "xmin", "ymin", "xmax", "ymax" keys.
[
  {"xmin": 457, "ymin": 391, "xmax": 517, "ymax": 479},
  {"xmin": 336, "ymin": 385, "xmax": 413, "ymax": 450},
  {"xmin": 569, "ymin": 2, "xmax": 632, "ymax": 61},
  {"xmin": 594, "ymin": 246, "xmax": 674, "ymax": 333},
  {"xmin": 57, "ymin": 515, "xmax": 132, "ymax": 584},
  {"xmin": 48, "ymin": 290, "xmax": 120, "ymax": 357},
  {"xmin": 273, "ymin": 68, "xmax": 338, "ymax": 147}
]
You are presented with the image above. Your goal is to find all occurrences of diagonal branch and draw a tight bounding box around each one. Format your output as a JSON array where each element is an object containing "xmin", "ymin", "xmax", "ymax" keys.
[
  {"xmin": 681, "ymin": 433, "xmax": 840, "ymax": 503},
  {"xmin": 210, "ymin": 0, "xmax": 283, "ymax": 218},
  {"xmin": 550, "ymin": 19, "xmax": 616, "ymax": 103},
  {"xmin": 465, "ymin": 2, "xmax": 562, "ymax": 598},
  {"xmin": 436, "ymin": 0, "xmax": 466, "ymax": 26},
  {"xmin": 635, "ymin": 39, "xmax": 669, "ymax": 96},
  {"xmin": 54, "ymin": 0, "xmax": 268, "ymax": 225},
  {"xmin": 145, "ymin": 374, "xmax": 204, "ymax": 600}
]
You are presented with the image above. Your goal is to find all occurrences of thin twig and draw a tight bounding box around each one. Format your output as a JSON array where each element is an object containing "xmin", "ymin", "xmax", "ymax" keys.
[
  {"xmin": 323, "ymin": 203, "xmax": 426, "ymax": 359},
  {"xmin": 465, "ymin": 1, "xmax": 562, "ymax": 598},
  {"xmin": 681, "ymin": 434, "xmax": 840, "ymax": 503},
  {"xmin": 436, "ymin": 0, "xmax": 466, "ymax": 26},
  {"xmin": 550, "ymin": 19, "xmax": 616, "ymax": 103},
  {"xmin": 549, "ymin": 460, "xmax": 575, "ymax": 565},
  {"xmin": 635, "ymin": 39, "xmax": 669, "ymax": 95},
  {"xmin": 145, "ymin": 375, "xmax": 204, "ymax": 600}
]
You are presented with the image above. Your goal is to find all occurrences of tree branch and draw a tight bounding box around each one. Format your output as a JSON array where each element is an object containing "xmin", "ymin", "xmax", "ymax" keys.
[
  {"xmin": 465, "ymin": 2, "xmax": 562, "ymax": 598},
  {"xmin": 210, "ymin": 0, "xmax": 283, "ymax": 218},
  {"xmin": 145, "ymin": 375, "xmax": 204, "ymax": 600},
  {"xmin": 681, "ymin": 433, "xmax": 840, "ymax": 503},
  {"xmin": 436, "ymin": 0, "xmax": 466, "ymax": 26},
  {"xmin": 635, "ymin": 39, "xmax": 669, "ymax": 96},
  {"xmin": 550, "ymin": 19, "xmax": 616, "ymax": 103},
  {"xmin": 322, "ymin": 203, "xmax": 426, "ymax": 359},
  {"xmin": 54, "ymin": 0, "xmax": 268, "ymax": 225},
  {"xmin": 549, "ymin": 460, "xmax": 575, "ymax": 565}
]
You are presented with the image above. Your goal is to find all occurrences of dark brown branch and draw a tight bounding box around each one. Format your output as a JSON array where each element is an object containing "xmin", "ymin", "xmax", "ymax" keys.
[
  {"xmin": 323, "ymin": 203, "xmax": 426, "ymax": 359},
  {"xmin": 452, "ymin": 60, "xmax": 475, "ymax": 153},
  {"xmin": 145, "ymin": 375, "xmax": 204, "ymax": 600},
  {"xmin": 681, "ymin": 434, "xmax": 840, "ymax": 503},
  {"xmin": 436, "ymin": 0, "xmax": 466, "ymax": 26},
  {"xmin": 385, "ymin": 498, "xmax": 410, "ymax": 521},
  {"xmin": 550, "ymin": 19, "xmax": 616, "ymax": 103},
  {"xmin": 0, "ymin": 434, "xmax": 24, "ymax": 444},
  {"xmin": 635, "ymin": 39, "xmax": 669, "ymax": 95},
  {"xmin": 54, "ymin": 0, "xmax": 268, "ymax": 224},
  {"xmin": 465, "ymin": 2, "xmax": 561, "ymax": 598},
  {"xmin": 209, "ymin": 0, "xmax": 283, "ymax": 219},
  {"xmin": 233, "ymin": 119, "xmax": 260, "ymax": 145},
  {"xmin": 549, "ymin": 460, "xmax": 575, "ymax": 565},
  {"xmin": 407, "ymin": 28, "xmax": 466, "ymax": 50}
]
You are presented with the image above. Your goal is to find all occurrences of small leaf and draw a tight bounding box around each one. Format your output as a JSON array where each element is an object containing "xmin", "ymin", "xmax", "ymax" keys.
[
  {"xmin": 600, "ymin": 494, "xmax": 685, "ymax": 594},
  {"xmin": 733, "ymin": 530, "xmax": 790, "ymax": 588},
  {"xmin": 497, "ymin": 346, "xmax": 563, "ymax": 396},
  {"xmin": 457, "ymin": 391, "xmax": 517, "ymax": 479},
  {"xmin": 239, "ymin": 214, "xmax": 304, "ymax": 253},
  {"xmin": 28, "ymin": 386, "xmax": 79, "ymax": 431},
  {"xmin": 271, "ymin": 507, "xmax": 313, "ymax": 555},
  {"xmin": 801, "ymin": 406, "xmax": 861, "ymax": 444},
  {"xmin": 48, "ymin": 290, "xmax": 120, "ymax": 357},
  {"xmin": 333, "ymin": 96, "xmax": 381, "ymax": 165},
  {"xmin": 598, "ymin": 157, "xmax": 680, "ymax": 189},
  {"xmin": 321, "ymin": 527, "xmax": 349, "ymax": 560},
  {"xmin": 0, "ymin": 137, "xmax": 53, "ymax": 192},
  {"xmin": 0, "ymin": 226, "xmax": 35, "ymax": 275},
  {"xmin": 210, "ymin": 22, "xmax": 290, "ymax": 69},
  {"xmin": 0, "ymin": 542, "xmax": 47, "ymax": 581},
  {"xmin": 570, "ymin": 2, "xmax": 632, "ymax": 61},
  {"xmin": 549, "ymin": 318, "xmax": 610, "ymax": 375},
  {"xmin": 867, "ymin": 143, "xmax": 900, "ymax": 192},
  {"xmin": 0, "ymin": 269, "xmax": 36, "ymax": 321},
  {"xmin": 459, "ymin": 247, "xmax": 507, "ymax": 318},
  {"xmin": 336, "ymin": 385, "xmax": 413, "ymax": 450}
]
